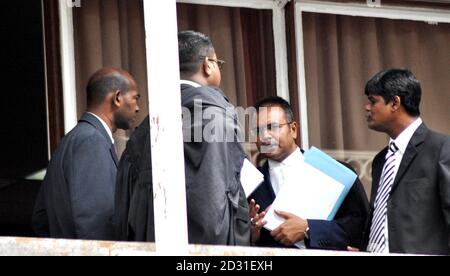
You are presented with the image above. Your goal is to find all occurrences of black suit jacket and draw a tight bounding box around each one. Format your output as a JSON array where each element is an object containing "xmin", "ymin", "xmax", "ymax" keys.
[
  {"xmin": 114, "ymin": 116, "xmax": 154, "ymax": 241},
  {"xmin": 362, "ymin": 123, "xmax": 450, "ymax": 254},
  {"xmin": 32, "ymin": 113, "xmax": 118, "ymax": 240},
  {"xmin": 250, "ymin": 157, "xmax": 369, "ymax": 250}
]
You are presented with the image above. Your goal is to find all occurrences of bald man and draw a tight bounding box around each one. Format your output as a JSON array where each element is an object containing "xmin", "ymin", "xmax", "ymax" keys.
[{"xmin": 32, "ymin": 68, "xmax": 140, "ymax": 240}]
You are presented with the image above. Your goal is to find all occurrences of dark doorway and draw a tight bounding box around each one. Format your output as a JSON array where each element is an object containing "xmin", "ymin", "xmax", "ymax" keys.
[
  {"xmin": 0, "ymin": 0, "xmax": 48, "ymax": 179},
  {"xmin": 0, "ymin": 0, "xmax": 49, "ymax": 236}
]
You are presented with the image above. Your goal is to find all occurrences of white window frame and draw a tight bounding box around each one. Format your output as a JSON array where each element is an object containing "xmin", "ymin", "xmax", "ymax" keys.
[
  {"xmin": 295, "ymin": 0, "xmax": 450, "ymax": 149},
  {"xmin": 178, "ymin": 0, "xmax": 292, "ymax": 102},
  {"xmin": 55, "ymin": 0, "xmax": 291, "ymax": 254},
  {"xmin": 58, "ymin": 0, "xmax": 78, "ymax": 134}
]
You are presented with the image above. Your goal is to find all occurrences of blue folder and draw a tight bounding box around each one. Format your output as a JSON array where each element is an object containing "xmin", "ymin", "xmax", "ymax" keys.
[{"xmin": 303, "ymin": 147, "xmax": 357, "ymax": 220}]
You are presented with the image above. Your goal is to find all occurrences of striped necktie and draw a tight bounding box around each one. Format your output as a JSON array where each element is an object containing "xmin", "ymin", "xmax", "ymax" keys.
[{"xmin": 368, "ymin": 142, "xmax": 399, "ymax": 253}]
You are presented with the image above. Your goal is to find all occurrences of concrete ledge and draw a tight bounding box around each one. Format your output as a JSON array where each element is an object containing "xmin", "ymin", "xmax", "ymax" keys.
[{"xmin": 0, "ymin": 237, "xmax": 377, "ymax": 256}]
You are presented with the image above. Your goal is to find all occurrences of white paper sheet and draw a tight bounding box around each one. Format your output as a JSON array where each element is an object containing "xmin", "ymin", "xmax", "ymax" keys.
[
  {"xmin": 240, "ymin": 159, "xmax": 264, "ymax": 198},
  {"xmin": 263, "ymin": 162, "xmax": 345, "ymax": 232}
]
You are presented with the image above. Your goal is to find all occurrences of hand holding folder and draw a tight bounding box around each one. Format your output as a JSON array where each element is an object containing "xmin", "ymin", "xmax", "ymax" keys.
[{"xmin": 264, "ymin": 147, "xmax": 357, "ymax": 233}]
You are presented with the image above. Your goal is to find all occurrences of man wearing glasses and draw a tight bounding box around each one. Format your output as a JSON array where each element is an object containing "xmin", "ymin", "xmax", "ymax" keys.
[
  {"xmin": 248, "ymin": 96, "xmax": 368, "ymax": 250},
  {"xmin": 178, "ymin": 30, "xmax": 250, "ymax": 245},
  {"xmin": 115, "ymin": 30, "xmax": 250, "ymax": 245}
]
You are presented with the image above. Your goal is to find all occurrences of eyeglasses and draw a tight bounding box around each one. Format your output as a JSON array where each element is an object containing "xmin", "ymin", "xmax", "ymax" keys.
[
  {"xmin": 205, "ymin": 57, "xmax": 226, "ymax": 70},
  {"xmin": 251, "ymin": 122, "xmax": 292, "ymax": 136}
]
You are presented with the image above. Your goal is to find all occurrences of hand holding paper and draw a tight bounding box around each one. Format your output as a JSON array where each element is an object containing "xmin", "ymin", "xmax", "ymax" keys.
[
  {"xmin": 271, "ymin": 210, "xmax": 308, "ymax": 247},
  {"xmin": 264, "ymin": 162, "xmax": 344, "ymax": 232},
  {"xmin": 264, "ymin": 147, "xmax": 357, "ymax": 234}
]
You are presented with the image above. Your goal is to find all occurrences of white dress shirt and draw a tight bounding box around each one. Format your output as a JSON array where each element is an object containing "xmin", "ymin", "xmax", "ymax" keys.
[
  {"xmin": 180, "ymin": 79, "xmax": 201, "ymax": 88},
  {"xmin": 268, "ymin": 147, "xmax": 304, "ymax": 196},
  {"xmin": 268, "ymin": 147, "xmax": 306, "ymax": 249}
]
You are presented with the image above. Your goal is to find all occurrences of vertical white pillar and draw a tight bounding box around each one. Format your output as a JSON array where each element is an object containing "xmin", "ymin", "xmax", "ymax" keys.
[
  {"xmin": 143, "ymin": 0, "xmax": 189, "ymax": 255},
  {"xmin": 294, "ymin": 6, "xmax": 309, "ymax": 149},
  {"xmin": 59, "ymin": 0, "xmax": 78, "ymax": 133},
  {"xmin": 273, "ymin": 6, "xmax": 290, "ymax": 102}
]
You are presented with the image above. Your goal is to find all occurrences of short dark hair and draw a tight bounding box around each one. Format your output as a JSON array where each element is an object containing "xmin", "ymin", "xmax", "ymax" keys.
[
  {"xmin": 254, "ymin": 96, "xmax": 295, "ymax": 123},
  {"xmin": 86, "ymin": 71, "xmax": 131, "ymax": 106},
  {"xmin": 365, "ymin": 68, "xmax": 421, "ymax": 117},
  {"xmin": 178, "ymin": 30, "xmax": 215, "ymax": 74}
]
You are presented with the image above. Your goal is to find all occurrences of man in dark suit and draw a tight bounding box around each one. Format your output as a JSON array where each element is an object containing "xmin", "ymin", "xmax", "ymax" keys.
[
  {"xmin": 114, "ymin": 31, "xmax": 250, "ymax": 245},
  {"xmin": 361, "ymin": 68, "xmax": 450, "ymax": 254},
  {"xmin": 249, "ymin": 96, "xmax": 368, "ymax": 250},
  {"xmin": 32, "ymin": 68, "xmax": 140, "ymax": 240}
]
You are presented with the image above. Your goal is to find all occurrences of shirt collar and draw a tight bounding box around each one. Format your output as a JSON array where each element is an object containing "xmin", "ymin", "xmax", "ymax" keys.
[
  {"xmin": 390, "ymin": 117, "xmax": 422, "ymax": 155},
  {"xmin": 87, "ymin": 112, "xmax": 114, "ymax": 144},
  {"xmin": 180, "ymin": 80, "xmax": 201, "ymax": 88},
  {"xmin": 268, "ymin": 147, "xmax": 303, "ymax": 169}
]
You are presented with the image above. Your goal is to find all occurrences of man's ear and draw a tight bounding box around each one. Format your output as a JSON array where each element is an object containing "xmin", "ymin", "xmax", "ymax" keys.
[
  {"xmin": 391, "ymin": 96, "xmax": 401, "ymax": 111},
  {"xmin": 113, "ymin": 90, "xmax": 122, "ymax": 107},
  {"xmin": 290, "ymin": 121, "xmax": 298, "ymax": 140},
  {"xmin": 203, "ymin": 59, "xmax": 212, "ymax": 77}
]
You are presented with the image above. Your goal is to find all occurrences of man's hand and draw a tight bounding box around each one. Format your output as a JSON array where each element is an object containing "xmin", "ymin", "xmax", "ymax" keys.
[
  {"xmin": 347, "ymin": 246, "xmax": 360, "ymax": 252},
  {"xmin": 271, "ymin": 210, "xmax": 308, "ymax": 246},
  {"xmin": 249, "ymin": 199, "xmax": 267, "ymax": 244}
]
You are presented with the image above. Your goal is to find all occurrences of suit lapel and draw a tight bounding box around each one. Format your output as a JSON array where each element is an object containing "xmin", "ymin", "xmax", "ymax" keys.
[
  {"xmin": 253, "ymin": 162, "xmax": 276, "ymax": 211},
  {"xmin": 261, "ymin": 162, "xmax": 276, "ymax": 200},
  {"xmin": 79, "ymin": 113, "xmax": 112, "ymax": 143},
  {"xmin": 370, "ymin": 148, "xmax": 387, "ymax": 210},
  {"xmin": 110, "ymin": 146, "xmax": 119, "ymax": 168},
  {"xmin": 79, "ymin": 113, "xmax": 118, "ymax": 168},
  {"xmin": 390, "ymin": 123, "xmax": 428, "ymax": 193}
]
